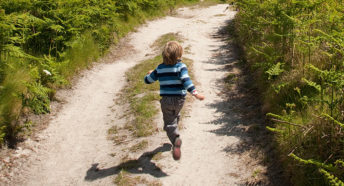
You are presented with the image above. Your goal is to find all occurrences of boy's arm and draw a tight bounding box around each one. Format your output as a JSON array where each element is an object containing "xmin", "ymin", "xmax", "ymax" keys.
[
  {"xmin": 180, "ymin": 66, "xmax": 205, "ymax": 100},
  {"xmin": 180, "ymin": 66, "xmax": 195, "ymax": 92},
  {"xmin": 144, "ymin": 69, "xmax": 158, "ymax": 84}
]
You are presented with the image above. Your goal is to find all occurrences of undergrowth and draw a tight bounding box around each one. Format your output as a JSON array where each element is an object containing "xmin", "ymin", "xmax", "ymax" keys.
[{"xmin": 232, "ymin": 0, "xmax": 344, "ymax": 185}]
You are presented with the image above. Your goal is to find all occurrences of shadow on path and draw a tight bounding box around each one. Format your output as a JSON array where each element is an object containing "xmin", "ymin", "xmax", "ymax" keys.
[
  {"xmin": 84, "ymin": 143, "xmax": 171, "ymax": 181},
  {"xmin": 202, "ymin": 19, "xmax": 289, "ymax": 186}
]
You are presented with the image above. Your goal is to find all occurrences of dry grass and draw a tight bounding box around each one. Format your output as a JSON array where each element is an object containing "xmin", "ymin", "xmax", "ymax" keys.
[
  {"xmin": 112, "ymin": 135, "xmax": 128, "ymax": 145},
  {"xmin": 108, "ymin": 126, "xmax": 119, "ymax": 135},
  {"xmin": 114, "ymin": 169, "xmax": 162, "ymax": 186},
  {"xmin": 129, "ymin": 140, "xmax": 149, "ymax": 152},
  {"xmin": 114, "ymin": 170, "xmax": 145, "ymax": 186},
  {"xmin": 150, "ymin": 32, "xmax": 183, "ymax": 52}
]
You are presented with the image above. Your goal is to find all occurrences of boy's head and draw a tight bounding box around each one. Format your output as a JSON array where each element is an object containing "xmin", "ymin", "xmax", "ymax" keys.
[{"xmin": 162, "ymin": 41, "xmax": 183, "ymax": 65}]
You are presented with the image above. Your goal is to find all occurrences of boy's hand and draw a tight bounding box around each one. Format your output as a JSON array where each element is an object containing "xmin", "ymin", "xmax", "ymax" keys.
[
  {"xmin": 147, "ymin": 70, "xmax": 153, "ymax": 75},
  {"xmin": 194, "ymin": 94, "xmax": 205, "ymax": 100}
]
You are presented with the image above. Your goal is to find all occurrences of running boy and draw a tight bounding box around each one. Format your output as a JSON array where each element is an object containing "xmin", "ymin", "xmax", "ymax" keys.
[{"xmin": 144, "ymin": 41, "xmax": 204, "ymax": 160}]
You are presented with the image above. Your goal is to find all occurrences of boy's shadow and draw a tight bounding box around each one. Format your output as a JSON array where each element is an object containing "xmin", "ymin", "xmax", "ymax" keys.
[{"xmin": 84, "ymin": 143, "xmax": 171, "ymax": 181}]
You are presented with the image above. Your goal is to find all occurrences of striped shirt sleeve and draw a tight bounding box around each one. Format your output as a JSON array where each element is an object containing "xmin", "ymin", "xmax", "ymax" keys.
[
  {"xmin": 180, "ymin": 65, "xmax": 196, "ymax": 93},
  {"xmin": 144, "ymin": 69, "xmax": 158, "ymax": 84}
]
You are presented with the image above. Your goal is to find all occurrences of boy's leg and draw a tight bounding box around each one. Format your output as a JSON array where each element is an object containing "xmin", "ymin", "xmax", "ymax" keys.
[{"xmin": 160, "ymin": 96, "xmax": 185, "ymax": 144}]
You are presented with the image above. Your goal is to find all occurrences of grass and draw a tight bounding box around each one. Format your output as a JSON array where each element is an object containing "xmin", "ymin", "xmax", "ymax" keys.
[
  {"xmin": 114, "ymin": 170, "xmax": 145, "ymax": 186},
  {"xmin": 129, "ymin": 140, "xmax": 149, "ymax": 152},
  {"xmin": 0, "ymin": 62, "xmax": 33, "ymax": 145},
  {"xmin": 108, "ymin": 133, "xmax": 128, "ymax": 145},
  {"xmin": 108, "ymin": 126, "xmax": 130, "ymax": 145},
  {"xmin": 108, "ymin": 126, "xmax": 119, "ymax": 135},
  {"xmin": 114, "ymin": 170, "xmax": 162, "ymax": 186},
  {"xmin": 56, "ymin": 32, "xmax": 100, "ymax": 82},
  {"xmin": 121, "ymin": 55, "xmax": 162, "ymax": 137},
  {"xmin": 150, "ymin": 32, "xmax": 184, "ymax": 52}
]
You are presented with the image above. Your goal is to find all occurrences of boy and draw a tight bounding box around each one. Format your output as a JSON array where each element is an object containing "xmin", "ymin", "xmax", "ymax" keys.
[{"xmin": 144, "ymin": 41, "xmax": 204, "ymax": 160}]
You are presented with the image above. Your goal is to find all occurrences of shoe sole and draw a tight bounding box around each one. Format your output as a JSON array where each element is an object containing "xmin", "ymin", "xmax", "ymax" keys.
[{"xmin": 173, "ymin": 138, "xmax": 182, "ymax": 160}]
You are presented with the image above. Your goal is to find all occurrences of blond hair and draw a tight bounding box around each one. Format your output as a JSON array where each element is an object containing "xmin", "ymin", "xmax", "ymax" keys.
[{"xmin": 162, "ymin": 41, "xmax": 183, "ymax": 65}]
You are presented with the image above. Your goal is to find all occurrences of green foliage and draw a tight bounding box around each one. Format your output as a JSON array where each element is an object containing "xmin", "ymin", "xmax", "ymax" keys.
[
  {"xmin": 265, "ymin": 62, "xmax": 284, "ymax": 80},
  {"xmin": 290, "ymin": 153, "xmax": 335, "ymax": 171},
  {"xmin": 0, "ymin": 0, "xmax": 201, "ymax": 146},
  {"xmin": 233, "ymin": 0, "xmax": 344, "ymax": 184},
  {"xmin": 319, "ymin": 168, "xmax": 344, "ymax": 186},
  {"xmin": 291, "ymin": 153, "xmax": 344, "ymax": 186},
  {"xmin": 24, "ymin": 82, "xmax": 51, "ymax": 114},
  {"xmin": 0, "ymin": 62, "xmax": 31, "ymax": 142},
  {"xmin": 321, "ymin": 114, "xmax": 344, "ymax": 129}
]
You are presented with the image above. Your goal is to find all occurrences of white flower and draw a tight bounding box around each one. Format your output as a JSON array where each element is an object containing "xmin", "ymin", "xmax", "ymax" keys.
[{"xmin": 43, "ymin": 69, "xmax": 52, "ymax": 76}]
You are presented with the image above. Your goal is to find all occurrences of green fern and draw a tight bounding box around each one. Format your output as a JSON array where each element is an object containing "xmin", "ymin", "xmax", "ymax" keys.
[
  {"xmin": 24, "ymin": 82, "xmax": 51, "ymax": 114},
  {"xmin": 234, "ymin": 0, "xmax": 344, "ymax": 185},
  {"xmin": 265, "ymin": 62, "xmax": 285, "ymax": 80},
  {"xmin": 319, "ymin": 168, "xmax": 344, "ymax": 186}
]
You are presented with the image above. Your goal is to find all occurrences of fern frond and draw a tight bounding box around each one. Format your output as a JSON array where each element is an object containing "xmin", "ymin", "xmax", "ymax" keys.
[
  {"xmin": 321, "ymin": 114, "xmax": 344, "ymax": 129},
  {"xmin": 319, "ymin": 168, "xmax": 344, "ymax": 186}
]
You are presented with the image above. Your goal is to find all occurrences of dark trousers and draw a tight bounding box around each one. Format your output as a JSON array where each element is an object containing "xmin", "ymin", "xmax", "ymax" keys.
[{"xmin": 160, "ymin": 96, "xmax": 185, "ymax": 144}]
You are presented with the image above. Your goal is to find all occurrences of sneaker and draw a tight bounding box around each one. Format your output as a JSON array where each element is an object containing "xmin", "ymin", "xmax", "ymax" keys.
[{"xmin": 172, "ymin": 137, "xmax": 182, "ymax": 160}]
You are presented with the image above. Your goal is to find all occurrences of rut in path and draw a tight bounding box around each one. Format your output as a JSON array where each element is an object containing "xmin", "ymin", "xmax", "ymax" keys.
[{"xmin": 3, "ymin": 4, "xmax": 286, "ymax": 186}]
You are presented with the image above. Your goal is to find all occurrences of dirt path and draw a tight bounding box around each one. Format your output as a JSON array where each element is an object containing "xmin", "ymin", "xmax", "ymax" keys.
[{"xmin": 2, "ymin": 4, "xmax": 283, "ymax": 186}]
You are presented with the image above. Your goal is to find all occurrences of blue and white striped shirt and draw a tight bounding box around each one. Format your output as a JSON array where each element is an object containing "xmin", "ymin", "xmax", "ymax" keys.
[{"xmin": 144, "ymin": 61, "xmax": 196, "ymax": 96}]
